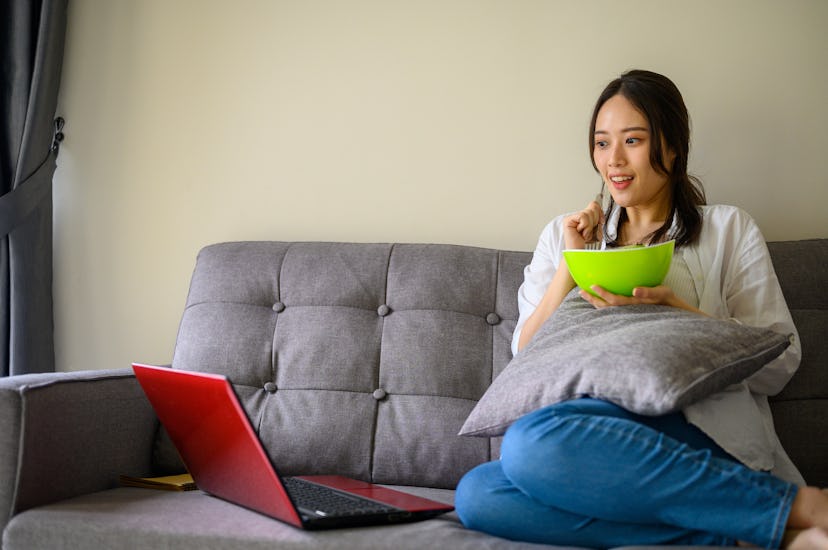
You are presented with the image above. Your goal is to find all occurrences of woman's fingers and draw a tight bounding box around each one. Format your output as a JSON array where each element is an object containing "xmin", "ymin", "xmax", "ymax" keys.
[
  {"xmin": 632, "ymin": 286, "xmax": 678, "ymax": 305},
  {"xmin": 577, "ymin": 212, "xmax": 594, "ymax": 240},
  {"xmin": 565, "ymin": 213, "xmax": 595, "ymax": 248},
  {"xmin": 578, "ymin": 286, "xmax": 630, "ymax": 308},
  {"xmin": 579, "ymin": 285, "xmax": 682, "ymax": 310},
  {"xmin": 584, "ymin": 201, "xmax": 604, "ymax": 241},
  {"xmin": 577, "ymin": 201, "xmax": 604, "ymax": 241},
  {"xmin": 564, "ymin": 200, "xmax": 605, "ymax": 249}
]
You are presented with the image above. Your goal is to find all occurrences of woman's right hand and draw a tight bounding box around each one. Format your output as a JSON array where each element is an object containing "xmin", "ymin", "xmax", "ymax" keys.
[{"xmin": 563, "ymin": 198, "xmax": 604, "ymax": 249}]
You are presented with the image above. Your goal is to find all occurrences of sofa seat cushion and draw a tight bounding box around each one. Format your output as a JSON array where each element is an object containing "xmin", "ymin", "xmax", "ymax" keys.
[{"xmin": 2, "ymin": 487, "xmax": 567, "ymax": 550}]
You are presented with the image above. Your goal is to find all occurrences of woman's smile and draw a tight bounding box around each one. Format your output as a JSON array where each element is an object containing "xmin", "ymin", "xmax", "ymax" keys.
[{"xmin": 609, "ymin": 174, "xmax": 634, "ymax": 190}]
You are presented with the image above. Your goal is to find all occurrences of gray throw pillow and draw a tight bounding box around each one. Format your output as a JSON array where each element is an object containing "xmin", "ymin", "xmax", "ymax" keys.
[{"xmin": 459, "ymin": 291, "xmax": 792, "ymax": 437}]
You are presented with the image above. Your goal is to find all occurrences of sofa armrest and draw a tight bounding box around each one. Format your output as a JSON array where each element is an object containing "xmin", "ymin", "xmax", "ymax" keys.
[{"xmin": 0, "ymin": 369, "xmax": 157, "ymax": 530}]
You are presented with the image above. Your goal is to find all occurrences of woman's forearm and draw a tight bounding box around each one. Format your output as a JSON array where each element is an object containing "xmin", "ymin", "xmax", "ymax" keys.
[{"xmin": 517, "ymin": 262, "xmax": 576, "ymax": 352}]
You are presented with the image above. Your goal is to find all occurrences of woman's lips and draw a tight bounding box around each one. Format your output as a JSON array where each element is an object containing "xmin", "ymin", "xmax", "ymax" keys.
[{"xmin": 610, "ymin": 175, "xmax": 633, "ymax": 190}]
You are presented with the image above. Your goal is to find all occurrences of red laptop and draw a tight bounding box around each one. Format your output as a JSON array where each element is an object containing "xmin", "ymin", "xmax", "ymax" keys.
[{"xmin": 132, "ymin": 364, "xmax": 454, "ymax": 530}]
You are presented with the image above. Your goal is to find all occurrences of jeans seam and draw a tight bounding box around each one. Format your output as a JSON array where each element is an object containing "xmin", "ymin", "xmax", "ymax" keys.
[{"xmin": 768, "ymin": 483, "xmax": 796, "ymax": 549}]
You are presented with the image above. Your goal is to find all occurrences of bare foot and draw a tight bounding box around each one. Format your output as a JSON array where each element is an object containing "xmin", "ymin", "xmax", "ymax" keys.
[
  {"xmin": 788, "ymin": 487, "xmax": 828, "ymax": 530},
  {"xmin": 786, "ymin": 527, "xmax": 828, "ymax": 549}
]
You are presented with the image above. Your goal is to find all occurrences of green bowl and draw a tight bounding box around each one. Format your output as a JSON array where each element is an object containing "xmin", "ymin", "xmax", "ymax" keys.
[{"xmin": 563, "ymin": 240, "xmax": 675, "ymax": 297}]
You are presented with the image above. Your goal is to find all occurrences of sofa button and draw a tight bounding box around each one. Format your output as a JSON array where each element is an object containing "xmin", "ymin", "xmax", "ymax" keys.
[
  {"xmin": 377, "ymin": 304, "xmax": 391, "ymax": 317},
  {"xmin": 372, "ymin": 388, "xmax": 387, "ymax": 400},
  {"xmin": 272, "ymin": 302, "xmax": 286, "ymax": 313},
  {"xmin": 264, "ymin": 382, "xmax": 278, "ymax": 393},
  {"xmin": 486, "ymin": 312, "xmax": 501, "ymax": 325}
]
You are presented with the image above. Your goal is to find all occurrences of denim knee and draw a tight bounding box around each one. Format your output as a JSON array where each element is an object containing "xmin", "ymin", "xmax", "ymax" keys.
[
  {"xmin": 500, "ymin": 406, "xmax": 569, "ymax": 479},
  {"xmin": 455, "ymin": 462, "xmax": 501, "ymax": 530}
]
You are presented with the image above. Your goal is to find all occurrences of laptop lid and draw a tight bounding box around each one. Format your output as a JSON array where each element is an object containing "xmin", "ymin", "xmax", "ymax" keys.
[
  {"xmin": 133, "ymin": 363, "xmax": 304, "ymax": 526},
  {"xmin": 131, "ymin": 364, "xmax": 454, "ymax": 529}
]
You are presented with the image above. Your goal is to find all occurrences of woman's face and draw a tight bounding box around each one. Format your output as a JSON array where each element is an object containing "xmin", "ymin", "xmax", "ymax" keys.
[{"xmin": 592, "ymin": 94, "xmax": 674, "ymax": 213}]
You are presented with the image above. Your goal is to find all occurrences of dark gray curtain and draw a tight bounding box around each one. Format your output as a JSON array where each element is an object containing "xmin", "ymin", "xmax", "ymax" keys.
[{"xmin": 0, "ymin": 0, "xmax": 67, "ymax": 376}]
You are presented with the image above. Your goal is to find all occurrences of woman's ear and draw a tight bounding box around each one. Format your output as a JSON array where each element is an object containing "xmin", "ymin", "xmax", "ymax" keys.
[
  {"xmin": 666, "ymin": 147, "xmax": 677, "ymax": 166},
  {"xmin": 660, "ymin": 139, "xmax": 677, "ymax": 173}
]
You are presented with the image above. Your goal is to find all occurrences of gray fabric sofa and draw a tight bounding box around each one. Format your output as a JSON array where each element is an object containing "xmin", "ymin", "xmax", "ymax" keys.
[{"xmin": 2, "ymin": 238, "xmax": 826, "ymax": 549}]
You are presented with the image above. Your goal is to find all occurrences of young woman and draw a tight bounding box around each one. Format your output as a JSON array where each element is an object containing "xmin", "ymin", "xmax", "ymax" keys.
[{"xmin": 455, "ymin": 70, "xmax": 828, "ymax": 549}]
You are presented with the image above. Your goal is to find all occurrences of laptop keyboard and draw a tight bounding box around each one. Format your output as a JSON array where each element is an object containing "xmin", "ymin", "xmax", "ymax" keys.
[{"xmin": 282, "ymin": 477, "xmax": 400, "ymax": 517}]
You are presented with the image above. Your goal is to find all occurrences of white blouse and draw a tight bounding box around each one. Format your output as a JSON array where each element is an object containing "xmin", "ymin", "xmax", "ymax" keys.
[{"xmin": 512, "ymin": 204, "xmax": 804, "ymax": 484}]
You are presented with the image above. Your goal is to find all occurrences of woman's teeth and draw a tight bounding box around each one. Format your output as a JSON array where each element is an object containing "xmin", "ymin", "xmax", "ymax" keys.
[{"xmin": 611, "ymin": 176, "xmax": 633, "ymax": 183}]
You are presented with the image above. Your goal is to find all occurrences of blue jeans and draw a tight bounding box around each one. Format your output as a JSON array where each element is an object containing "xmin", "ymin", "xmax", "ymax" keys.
[{"xmin": 456, "ymin": 399, "xmax": 797, "ymax": 549}]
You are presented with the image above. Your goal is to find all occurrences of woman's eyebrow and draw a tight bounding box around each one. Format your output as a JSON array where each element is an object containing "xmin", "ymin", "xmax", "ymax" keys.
[{"xmin": 594, "ymin": 126, "xmax": 650, "ymax": 135}]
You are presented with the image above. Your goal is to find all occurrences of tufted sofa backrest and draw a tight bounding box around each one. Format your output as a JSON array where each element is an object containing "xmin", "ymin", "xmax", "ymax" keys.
[{"xmin": 169, "ymin": 242, "xmax": 530, "ymax": 489}]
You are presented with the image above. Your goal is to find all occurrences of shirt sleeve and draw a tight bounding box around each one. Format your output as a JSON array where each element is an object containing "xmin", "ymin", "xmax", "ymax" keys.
[
  {"xmin": 721, "ymin": 210, "xmax": 801, "ymax": 396},
  {"xmin": 511, "ymin": 216, "xmax": 567, "ymax": 356}
]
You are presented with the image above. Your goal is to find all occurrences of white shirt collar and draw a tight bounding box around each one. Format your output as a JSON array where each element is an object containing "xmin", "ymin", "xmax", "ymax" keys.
[{"xmin": 602, "ymin": 204, "xmax": 680, "ymax": 247}]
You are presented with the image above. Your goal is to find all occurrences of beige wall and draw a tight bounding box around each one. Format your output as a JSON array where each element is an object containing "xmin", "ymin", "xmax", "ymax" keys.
[{"xmin": 54, "ymin": 0, "xmax": 828, "ymax": 372}]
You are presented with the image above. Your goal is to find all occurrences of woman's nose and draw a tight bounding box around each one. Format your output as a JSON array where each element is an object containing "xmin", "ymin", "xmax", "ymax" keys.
[{"xmin": 608, "ymin": 144, "xmax": 626, "ymax": 167}]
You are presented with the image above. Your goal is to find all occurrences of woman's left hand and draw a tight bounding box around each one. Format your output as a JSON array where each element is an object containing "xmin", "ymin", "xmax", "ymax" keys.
[{"xmin": 579, "ymin": 285, "xmax": 708, "ymax": 316}]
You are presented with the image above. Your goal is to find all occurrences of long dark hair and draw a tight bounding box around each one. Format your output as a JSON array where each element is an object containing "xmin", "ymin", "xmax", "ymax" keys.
[{"xmin": 589, "ymin": 70, "xmax": 706, "ymax": 247}]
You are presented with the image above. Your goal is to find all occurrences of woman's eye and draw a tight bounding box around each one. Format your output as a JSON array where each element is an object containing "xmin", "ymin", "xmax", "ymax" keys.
[
  {"xmin": 625, "ymin": 137, "xmax": 641, "ymax": 145},
  {"xmin": 595, "ymin": 140, "xmax": 608, "ymax": 149}
]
